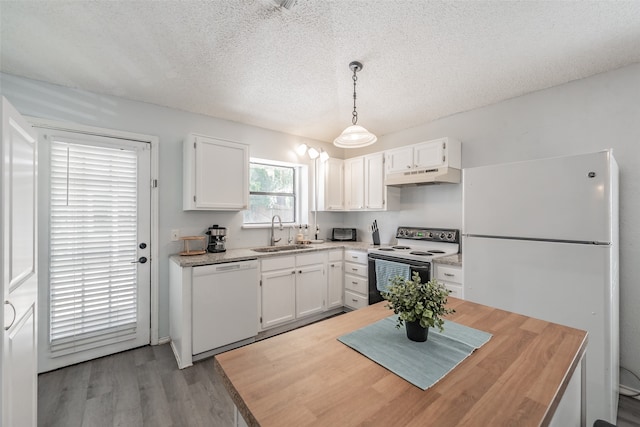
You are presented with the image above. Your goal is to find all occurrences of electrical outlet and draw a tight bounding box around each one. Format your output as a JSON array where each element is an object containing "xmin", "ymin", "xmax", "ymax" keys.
[{"xmin": 170, "ymin": 229, "xmax": 180, "ymax": 241}]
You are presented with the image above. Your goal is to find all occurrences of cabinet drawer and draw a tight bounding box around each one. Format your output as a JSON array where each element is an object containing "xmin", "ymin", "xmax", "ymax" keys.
[
  {"xmin": 344, "ymin": 262, "xmax": 367, "ymax": 277},
  {"xmin": 435, "ymin": 265, "xmax": 463, "ymax": 285},
  {"xmin": 344, "ymin": 290, "xmax": 368, "ymax": 310},
  {"xmin": 344, "ymin": 250, "xmax": 367, "ymax": 265},
  {"xmin": 296, "ymin": 252, "xmax": 326, "ymax": 266},
  {"xmin": 261, "ymin": 256, "xmax": 295, "ymax": 272},
  {"xmin": 344, "ymin": 274, "xmax": 367, "ymax": 294}
]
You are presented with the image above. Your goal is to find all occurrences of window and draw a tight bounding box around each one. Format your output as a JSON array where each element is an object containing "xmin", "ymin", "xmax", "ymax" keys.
[{"xmin": 243, "ymin": 159, "xmax": 307, "ymax": 225}]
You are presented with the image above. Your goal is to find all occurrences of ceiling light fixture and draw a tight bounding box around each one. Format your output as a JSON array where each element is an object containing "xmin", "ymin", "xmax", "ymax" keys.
[
  {"xmin": 334, "ymin": 61, "xmax": 377, "ymax": 149},
  {"xmin": 319, "ymin": 149, "xmax": 330, "ymax": 162},
  {"xmin": 307, "ymin": 147, "xmax": 320, "ymax": 160},
  {"xmin": 296, "ymin": 143, "xmax": 308, "ymax": 156}
]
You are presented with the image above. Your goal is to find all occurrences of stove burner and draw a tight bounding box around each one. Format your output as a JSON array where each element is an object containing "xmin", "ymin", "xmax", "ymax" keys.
[
  {"xmin": 378, "ymin": 247, "xmax": 395, "ymax": 251},
  {"xmin": 427, "ymin": 250, "xmax": 445, "ymax": 254},
  {"xmin": 409, "ymin": 251, "xmax": 433, "ymax": 256},
  {"xmin": 392, "ymin": 245, "xmax": 411, "ymax": 250}
]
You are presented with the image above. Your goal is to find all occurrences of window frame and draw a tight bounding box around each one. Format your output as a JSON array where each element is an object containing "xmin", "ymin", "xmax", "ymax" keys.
[{"xmin": 243, "ymin": 158, "xmax": 308, "ymax": 227}]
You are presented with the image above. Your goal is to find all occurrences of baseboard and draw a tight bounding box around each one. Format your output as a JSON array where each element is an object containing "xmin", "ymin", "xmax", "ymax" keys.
[
  {"xmin": 157, "ymin": 336, "xmax": 171, "ymax": 345},
  {"xmin": 620, "ymin": 384, "xmax": 640, "ymax": 400}
]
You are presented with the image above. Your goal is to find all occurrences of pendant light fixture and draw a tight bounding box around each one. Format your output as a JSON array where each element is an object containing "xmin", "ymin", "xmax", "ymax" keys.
[{"xmin": 333, "ymin": 61, "xmax": 377, "ymax": 148}]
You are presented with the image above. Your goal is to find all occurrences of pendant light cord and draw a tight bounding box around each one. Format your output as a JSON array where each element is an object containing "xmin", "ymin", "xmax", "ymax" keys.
[{"xmin": 352, "ymin": 67, "xmax": 358, "ymax": 125}]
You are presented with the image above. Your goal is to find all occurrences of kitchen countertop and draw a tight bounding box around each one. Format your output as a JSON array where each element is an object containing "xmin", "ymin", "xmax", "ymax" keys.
[
  {"xmin": 215, "ymin": 299, "xmax": 587, "ymax": 427},
  {"xmin": 171, "ymin": 242, "xmax": 462, "ymax": 267}
]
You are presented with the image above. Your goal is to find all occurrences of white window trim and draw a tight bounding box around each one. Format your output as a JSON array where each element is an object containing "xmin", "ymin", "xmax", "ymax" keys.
[
  {"xmin": 26, "ymin": 116, "xmax": 160, "ymax": 346},
  {"xmin": 242, "ymin": 157, "xmax": 309, "ymax": 228}
]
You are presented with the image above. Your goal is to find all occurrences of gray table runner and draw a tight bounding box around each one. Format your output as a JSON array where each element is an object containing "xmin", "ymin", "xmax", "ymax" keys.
[{"xmin": 338, "ymin": 316, "xmax": 492, "ymax": 390}]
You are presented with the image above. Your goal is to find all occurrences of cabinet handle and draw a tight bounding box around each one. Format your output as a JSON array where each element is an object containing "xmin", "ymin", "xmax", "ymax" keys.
[
  {"xmin": 291, "ymin": 271, "xmax": 296, "ymax": 274},
  {"xmin": 298, "ymin": 270, "xmax": 302, "ymax": 274},
  {"xmin": 331, "ymin": 264, "xmax": 335, "ymax": 267},
  {"xmin": 352, "ymin": 268, "xmax": 358, "ymax": 272},
  {"xmin": 352, "ymin": 299, "xmax": 358, "ymax": 302},
  {"xmin": 406, "ymin": 165, "xmax": 411, "ymax": 169},
  {"xmin": 352, "ymin": 256, "xmax": 358, "ymax": 259},
  {"xmin": 352, "ymin": 281, "xmax": 358, "ymax": 285},
  {"xmin": 444, "ymin": 273, "xmax": 455, "ymax": 277}
]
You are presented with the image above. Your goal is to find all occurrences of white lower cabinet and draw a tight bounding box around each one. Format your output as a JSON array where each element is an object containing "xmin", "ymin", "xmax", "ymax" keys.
[
  {"xmin": 327, "ymin": 249, "xmax": 344, "ymax": 309},
  {"xmin": 344, "ymin": 250, "xmax": 369, "ymax": 310},
  {"xmin": 260, "ymin": 252, "xmax": 327, "ymax": 330},
  {"xmin": 433, "ymin": 263, "xmax": 464, "ymax": 298}
]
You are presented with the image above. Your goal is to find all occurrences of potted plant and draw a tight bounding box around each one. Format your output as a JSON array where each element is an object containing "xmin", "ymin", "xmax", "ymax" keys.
[{"xmin": 381, "ymin": 272, "xmax": 455, "ymax": 342}]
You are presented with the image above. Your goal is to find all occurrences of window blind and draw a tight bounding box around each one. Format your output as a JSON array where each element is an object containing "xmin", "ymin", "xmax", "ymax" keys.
[{"xmin": 49, "ymin": 140, "xmax": 139, "ymax": 355}]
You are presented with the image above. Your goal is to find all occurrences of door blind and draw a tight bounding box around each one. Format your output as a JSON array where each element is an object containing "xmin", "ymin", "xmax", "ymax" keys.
[{"xmin": 49, "ymin": 140, "xmax": 139, "ymax": 355}]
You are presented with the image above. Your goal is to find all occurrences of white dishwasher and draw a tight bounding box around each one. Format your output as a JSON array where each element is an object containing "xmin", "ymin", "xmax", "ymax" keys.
[{"xmin": 192, "ymin": 259, "xmax": 259, "ymax": 355}]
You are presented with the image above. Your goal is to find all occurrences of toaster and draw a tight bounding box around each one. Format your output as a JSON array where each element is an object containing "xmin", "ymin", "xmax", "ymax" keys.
[{"xmin": 331, "ymin": 228, "xmax": 357, "ymax": 241}]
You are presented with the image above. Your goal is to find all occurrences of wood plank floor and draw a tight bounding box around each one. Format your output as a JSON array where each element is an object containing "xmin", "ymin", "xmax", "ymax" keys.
[
  {"xmin": 37, "ymin": 344, "xmax": 234, "ymax": 427},
  {"xmin": 38, "ymin": 343, "xmax": 640, "ymax": 427}
]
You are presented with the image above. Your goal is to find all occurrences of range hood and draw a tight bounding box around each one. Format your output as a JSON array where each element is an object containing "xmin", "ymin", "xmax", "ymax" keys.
[{"xmin": 385, "ymin": 166, "xmax": 461, "ymax": 186}]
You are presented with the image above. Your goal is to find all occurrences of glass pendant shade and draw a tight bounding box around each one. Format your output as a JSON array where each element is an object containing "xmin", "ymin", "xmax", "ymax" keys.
[{"xmin": 333, "ymin": 125, "xmax": 377, "ymax": 148}]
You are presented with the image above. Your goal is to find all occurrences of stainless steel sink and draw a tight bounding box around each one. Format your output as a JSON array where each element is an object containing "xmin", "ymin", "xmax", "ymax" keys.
[{"xmin": 251, "ymin": 244, "xmax": 312, "ymax": 253}]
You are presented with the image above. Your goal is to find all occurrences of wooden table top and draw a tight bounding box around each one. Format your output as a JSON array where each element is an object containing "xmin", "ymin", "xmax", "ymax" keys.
[{"xmin": 215, "ymin": 298, "xmax": 587, "ymax": 427}]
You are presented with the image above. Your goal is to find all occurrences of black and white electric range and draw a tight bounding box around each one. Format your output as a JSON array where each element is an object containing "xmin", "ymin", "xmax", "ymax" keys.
[{"xmin": 367, "ymin": 226, "xmax": 460, "ymax": 304}]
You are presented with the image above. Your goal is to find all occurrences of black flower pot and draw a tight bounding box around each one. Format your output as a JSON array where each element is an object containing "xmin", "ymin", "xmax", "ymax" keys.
[{"xmin": 405, "ymin": 320, "xmax": 429, "ymax": 342}]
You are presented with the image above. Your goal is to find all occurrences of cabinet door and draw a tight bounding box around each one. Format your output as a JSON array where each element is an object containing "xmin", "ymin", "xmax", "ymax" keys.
[
  {"xmin": 414, "ymin": 140, "xmax": 445, "ymax": 169},
  {"xmin": 385, "ymin": 146, "xmax": 413, "ymax": 174},
  {"xmin": 261, "ymin": 269, "xmax": 296, "ymax": 329},
  {"xmin": 324, "ymin": 158, "xmax": 344, "ymax": 210},
  {"xmin": 344, "ymin": 157, "xmax": 364, "ymax": 210},
  {"xmin": 295, "ymin": 264, "xmax": 325, "ymax": 318},
  {"xmin": 327, "ymin": 260, "xmax": 343, "ymax": 309},
  {"xmin": 187, "ymin": 135, "xmax": 249, "ymax": 210},
  {"xmin": 364, "ymin": 152, "xmax": 385, "ymax": 210}
]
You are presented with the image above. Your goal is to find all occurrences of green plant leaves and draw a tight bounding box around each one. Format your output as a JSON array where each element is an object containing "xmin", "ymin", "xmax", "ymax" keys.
[{"xmin": 381, "ymin": 272, "xmax": 455, "ymax": 332}]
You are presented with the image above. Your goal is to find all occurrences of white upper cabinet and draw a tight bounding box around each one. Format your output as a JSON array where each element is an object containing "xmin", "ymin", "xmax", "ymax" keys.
[
  {"xmin": 344, "ymin": 157, "xmax": 365, "ymax": 210},
  {"xmin": 318, "ymin": 151, "xmax": 399, "ymax": 212},
  {"xmin": 385, "ymin": 137, "xmax": 462, "ymax": 185},
  {"xmin": 386, "ymin": 137, "xmax": 461, "ymax": 173},
  {"xmin": 364, "ymin": 152, "xmax": 400, "ymax": 210},
  {"xmin": 385, "ymin": 146, "xmax": 414, "ymax": 174},
  {"xmin": 414, "ymin": 140, "xmax": 446, "ymax": 169},
  {"xmin": 183, "ymin": 134, "xmax": 249, "ymax": 210},
  {"xmin": 317, "ymin": 157, "xmax": 344, "ymax": 211}
]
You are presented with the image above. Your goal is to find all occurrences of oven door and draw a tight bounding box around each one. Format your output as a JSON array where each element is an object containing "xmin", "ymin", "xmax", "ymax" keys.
[{"xmin": 367, "ymin": 254, "xmax": 431, "ymax": 305}]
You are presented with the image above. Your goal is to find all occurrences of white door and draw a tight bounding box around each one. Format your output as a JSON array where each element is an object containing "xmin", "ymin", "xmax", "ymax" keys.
[
  {"xmin": 1, "ymin": 97, "xmax": 38, "ymax": 426},
  {"xmin": 38, "ymin": 129, "xmax": 151, "ymax": 372}
]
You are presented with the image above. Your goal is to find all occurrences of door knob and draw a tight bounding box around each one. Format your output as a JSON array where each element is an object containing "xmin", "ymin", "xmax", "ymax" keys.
[{"xmin": 132, "ymin": 257, "xmax": 148, "ymax": 264}]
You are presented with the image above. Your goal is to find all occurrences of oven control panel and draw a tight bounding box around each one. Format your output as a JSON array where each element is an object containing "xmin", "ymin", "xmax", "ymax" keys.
[{"xmin": 395, "ymin": 227, "xmax": 459, "ymax": 243}]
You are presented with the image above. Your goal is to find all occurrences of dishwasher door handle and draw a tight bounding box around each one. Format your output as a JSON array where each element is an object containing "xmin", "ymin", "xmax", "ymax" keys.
[{"xmin": 216, "ymin": 264, "xmax": 241, "ymax": 272}]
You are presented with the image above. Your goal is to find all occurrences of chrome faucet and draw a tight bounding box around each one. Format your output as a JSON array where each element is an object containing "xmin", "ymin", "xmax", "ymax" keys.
[{"xmin": 270, "ymin": 215, "xmax": 283, "ymax": 246}]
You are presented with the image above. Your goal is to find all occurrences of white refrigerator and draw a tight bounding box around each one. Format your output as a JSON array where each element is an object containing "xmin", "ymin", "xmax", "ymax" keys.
[{"xmin": 462, "ymin": 150, "xmax": 619, "ymax": 426}]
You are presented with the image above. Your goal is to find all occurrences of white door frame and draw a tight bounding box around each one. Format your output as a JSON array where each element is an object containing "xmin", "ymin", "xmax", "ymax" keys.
[{"xmin": 27, "ymin": 117, "xmax": 160, "ymax": 350}]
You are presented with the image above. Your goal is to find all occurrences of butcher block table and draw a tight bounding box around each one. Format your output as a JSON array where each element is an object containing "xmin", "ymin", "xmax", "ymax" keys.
[{"xmin": 215, "ymin": 298, "xmax": 587, "ymax": 427}]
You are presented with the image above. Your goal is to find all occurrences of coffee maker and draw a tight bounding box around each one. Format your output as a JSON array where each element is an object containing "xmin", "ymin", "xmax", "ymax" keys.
[{"xmin": 206, "ymin": 224, "xmax": 227, "ymax": 253}]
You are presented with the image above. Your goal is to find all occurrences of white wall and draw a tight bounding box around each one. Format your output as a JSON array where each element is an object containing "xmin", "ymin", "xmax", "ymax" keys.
[
  {"xmin": 350, "ymin": 63, "xmax": 640, "ymax": 391},
  {"xmin": 0, "ymin": 72, "xmax": 347, "ymax": 343}
]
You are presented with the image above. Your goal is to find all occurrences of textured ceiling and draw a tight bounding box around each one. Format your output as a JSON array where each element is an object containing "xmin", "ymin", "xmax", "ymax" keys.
[{"xmin": 2, "ymin": 1, "xmax": 640, "ymax": 143}]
